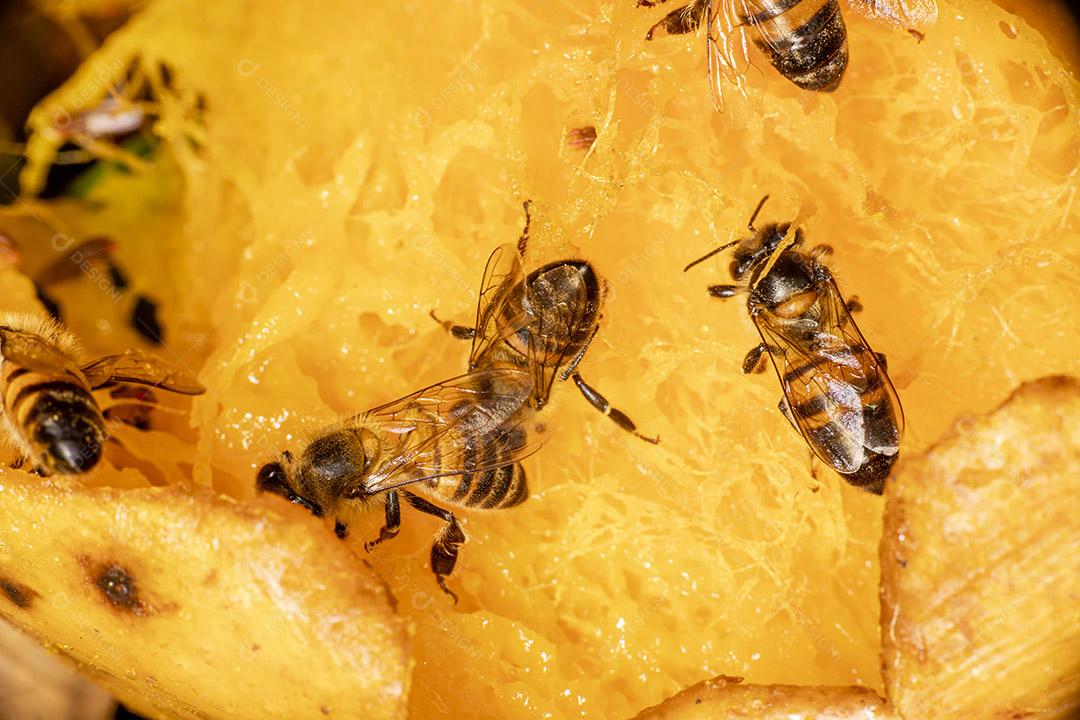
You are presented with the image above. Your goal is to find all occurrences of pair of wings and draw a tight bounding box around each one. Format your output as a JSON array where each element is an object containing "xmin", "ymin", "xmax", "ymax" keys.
[
  {"xmin": 355, "ymin": 366, "xmax": 542, "ymax": 495},
  {"xmin": 0, "ymin": 326, "xmax": 204, "ymax": 395},
  {"xmin": 754, "ymin": 275, "xmax": 904, "ymax": 474},
  {"xmin": 644, "ymin": 0, "xmax": 937, "ymax": 108},
  {"xmin": 358, "ymin": 241, "xmax": 594, "ymax": 496},
  {"xmin": 467, "ymin": 243, "xmax": 596, "ymax": 406}
]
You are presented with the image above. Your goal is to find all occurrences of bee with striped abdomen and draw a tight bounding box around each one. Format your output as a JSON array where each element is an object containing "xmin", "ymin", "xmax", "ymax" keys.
[
  {"xmin": 0, "ymin": 314, "xmax": 205, "ymax": 475},
  {"xmin": 684, "ymin": 197, "xmax": 903, "ymax": 493},
  {"xmin": 637, "ymin": 0, "xmax": 936, "ymax": 98},
  {"xmin": 256, "ymin": 366, "xmax": 540, "ymax": 602},
  {"xmin": 432, "ymin": 201, "xmax": 658, "ymax": 443}
]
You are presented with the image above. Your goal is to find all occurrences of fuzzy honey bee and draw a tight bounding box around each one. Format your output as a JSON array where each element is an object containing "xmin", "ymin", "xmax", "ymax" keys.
[
  {"xmin": 256, "ymin": 366, "xmax": 539, "ymax": 602},
  {"xmin": 637, "ymin": 0, "xmax": 936, "ymax": 97},
  {"xmin": 432, "ymin": 201, "xmax": 658, "ymax": 443},
  {"xmin": 0, "ymin": 314, "xmax": 205, "ymax": 475},
  {"xmin": 684, "ymin": 197, "xmax": 903, "ymax": 493}
]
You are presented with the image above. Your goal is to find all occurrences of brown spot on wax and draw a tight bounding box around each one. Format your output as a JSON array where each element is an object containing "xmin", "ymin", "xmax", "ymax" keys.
[
  {"xmin": 321, "ymin": 706, "xmax": 331, "ymax": 715},
  {"xmin": 79, "ymin": 556, "xmax": 151, "ymax": 616},
  {"xmin": 96, "ymin": 563, "xmax": 145, "ymax": 614},
  {"xmin": 0, "ymin": 576, "xmax": 38, "ymax": 609}
]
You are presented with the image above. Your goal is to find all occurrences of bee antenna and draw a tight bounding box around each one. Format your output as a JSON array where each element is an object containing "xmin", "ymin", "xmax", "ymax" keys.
[
  {"xmin": 684, "ymin": 239, "xmax": 739, "ymax": 272},
  {"xmin": 748, "ymin": 195, "xmax": 770, "ymax": 232}
]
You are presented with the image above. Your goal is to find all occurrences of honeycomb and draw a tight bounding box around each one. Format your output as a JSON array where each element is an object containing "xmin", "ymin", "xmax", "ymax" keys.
[{"xmin": 0, "ymin": 0, "xmax": 1077, "ymax": 718}]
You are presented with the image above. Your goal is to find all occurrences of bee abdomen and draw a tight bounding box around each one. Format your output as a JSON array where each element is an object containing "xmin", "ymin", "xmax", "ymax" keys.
[
  {"xmin": 445, "ymin": 430, "xmax": 528, "ymax": 510},
  {"xmin": 462, "ymin": 462, "xmax": 528, "ymax": 509},
  {"xmin": 749, "ymin": 0, "xmax": 849, "ymax": 92},
  {"xmin": 10, "ymin": 378, "xmax": 106, "ymax": 474}
]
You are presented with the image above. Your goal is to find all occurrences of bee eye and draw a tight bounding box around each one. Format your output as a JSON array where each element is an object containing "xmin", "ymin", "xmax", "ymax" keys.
[
  {"xmin": 256, "ymin": 462, "xmax": 325, "ymax": 518},
  {"xmin": 256, "ymin": 463, "xmax": 290, "ymax": 496},
  {"xmin": 729, "ymin": 259, "xmax": 746, "ymax": 280}
]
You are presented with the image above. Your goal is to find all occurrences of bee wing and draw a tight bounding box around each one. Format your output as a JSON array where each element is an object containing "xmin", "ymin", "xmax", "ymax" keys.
[
  {"xmin": 467, "ymin": 243, "xmax": 530, "ymax": 370},
  {"xmin": 820, "ymin": 279, "xmax": 905, "ymax": 451},
  {"xmin": 359, "ymin": 367, "xmax": 541, "ymax": 495},
  {"xmin": 523, "ymin": 272, "xmax": 596, "ymax": 407},
  {"xmin": 847, "ymin": 0, "xmax": 938, "ymax": 27},
  {"xmin": 756, "ymin": 279, "xmax": 901, "ymax": 473},
  {"xmin": 0, "ymin": 325, "xmax": 82, "ymax": 376},
  {"xmin": 705, "ymin": 1, "xmax": 755, "ymax": 106},
  {"xmin": 80, "ymin": 350, "xmax": 205, "ymax": 395},
  {"xmin": 35, "ymin": 237, "xmax": 116, "ymax": 287}
]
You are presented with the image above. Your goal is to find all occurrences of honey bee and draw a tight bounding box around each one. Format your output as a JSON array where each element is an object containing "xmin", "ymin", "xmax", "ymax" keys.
[
  {"xmin": 637, "ymin": 0, "xmax": 936, "ymax": 97},
  {"xmin": 684, "ymin": 197, "xmax": 903, "ymax": 493},
  {"xmin": 0, "ymin": 314, "xmax": 205, "ymax": 475},
  {"xmin": 434, "ymin": 202, "xmax": 658, "ymax": 443},
  {"xmin": 256, "ymin": 366, "xmax": 540, "ymax": 602}
]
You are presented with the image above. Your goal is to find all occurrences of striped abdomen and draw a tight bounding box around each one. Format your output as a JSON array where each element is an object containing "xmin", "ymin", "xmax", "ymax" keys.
[
  {"xmin": 744, "ymin": 0, "xmax": 849, "ymax": 92},
  {"xmin": 784, "ymin": 341, "xmax": 888, "ymax": 431},
  {"xmin": 780, "ymin": 337, "xmax": 901, "ymax": 481},
  {"xmin": 430, "ymin": 419, "xmax": 529, "ymax": 510},
  {"xmin": 1, "ymin": 362, "xmax": 106, "ymax": 474}
]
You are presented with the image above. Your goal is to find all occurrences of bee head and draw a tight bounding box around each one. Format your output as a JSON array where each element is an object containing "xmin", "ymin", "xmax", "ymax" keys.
[
  {"xmin": 256, "ymin": 458, "xmax": 325, "ymax": 517},
  {"xmin": 733, "ymin": 223, "xmax": 804, "ymax": 282}
]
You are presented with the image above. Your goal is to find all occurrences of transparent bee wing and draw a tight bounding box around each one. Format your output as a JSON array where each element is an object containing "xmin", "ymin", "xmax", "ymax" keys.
[
  {"xmin": 706, "ymin": 1, "xmax": 755, "ymax": 109},
  {"xmin": 0, "ymin": 325, "xmax": 82, "ymax": 376},
  {"xmin": 80, "ymin": 349, "xmax": 205, "ymax": 395},
  {"xmin": 756, "ymin": 318, "xmax": 866, "ymax": 473},
  {"xmin": 758, "ymin": 273, "xmax": 903, "ymax": 473},
  {"xmin": 640, "ymin": 1, "xmax": 750, "ymax": 110},
  {"xmin": 819, "ymin": 277, "xmax": 904, "ymax": 449},
  {"xmin": 848, "ymin": 0, "xmax": 938, "ymax": 27},
  {"xmin": 524, "ymin": 272, "xmax": 597, "ymax": 407},
  {"xmin": 467, "ymin": 243, "xmax": 531, "ymax": 370},
  {"xmin": 35, "ymin": 237, "xmax": 116, "ymax": 287},
  {"xmin": 358, "ymin": 367, "xmax": 542, "ymax": 495}
]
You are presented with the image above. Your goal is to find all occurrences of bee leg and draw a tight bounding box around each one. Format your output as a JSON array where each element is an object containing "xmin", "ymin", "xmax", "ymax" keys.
[
  {"xmin": 707, "ymin": 284, "xmax": 740, "ymax": 298},
  {"xmin": 559, "ymin": 325, "xmax": 599, "ymax": 382},
  {"xmin": 428, "ymin": 310, "xmax": 475, "ymax": 340},
  {"xmin": 571, "ymin": 372, "xmax": 660, "ymax": 444},
  {"xmin": 777, "ymin": 397, "xmax": 800, "ymax": 433},
  {"xmin": 741, "ymin": 343, "xmax": 769, "ymax": 374},
  {"xmin": 845, "ymin": 296, "xmax": 863, "ymax": 313},
  {"xmin": 517, "ymin": 200, "xmax": 533, "ymax": 257},
  {"xmin": 644, "ymin": 3, "xmax": 701, "ymax": 40},
  {"xmin": 404, "ymin": 492, "xmax": 464, "ymax": 604},
  {"xmin": 875, "ymin": 352, "xmax": 888, "ymax": 372},
  {"xmin": 334, "ymin": 520, "xmax": 349, "ymax": 539},
  {"xmin": 364, "ymin": 490, "xmax": 401, "ymax": 552}
]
